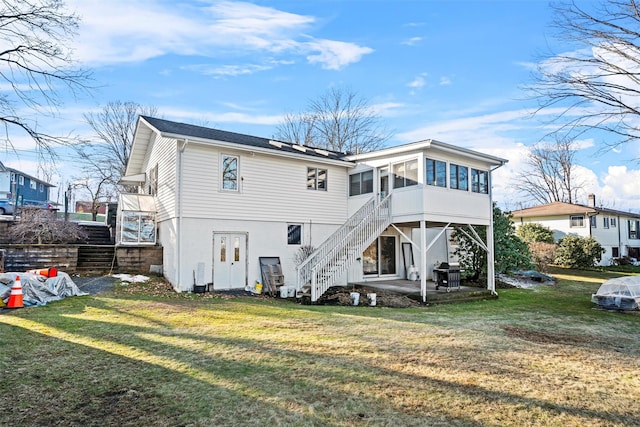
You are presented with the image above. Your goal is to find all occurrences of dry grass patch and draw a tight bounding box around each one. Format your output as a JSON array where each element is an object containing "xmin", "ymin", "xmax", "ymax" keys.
[{"xmin": 1, "ymin": 269, "xmax": 639, "ymax": 426}]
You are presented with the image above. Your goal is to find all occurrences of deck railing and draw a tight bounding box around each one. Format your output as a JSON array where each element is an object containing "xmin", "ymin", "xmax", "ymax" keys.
[{"xmin": 296, "ymin": 194, "xmax": 392, "ymax": 301}]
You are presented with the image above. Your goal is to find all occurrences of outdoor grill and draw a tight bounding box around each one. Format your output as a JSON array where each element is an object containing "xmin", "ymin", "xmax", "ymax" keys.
[{"xmin": 433, "ymin": 262, "xmax": 461, "ymax": 292}]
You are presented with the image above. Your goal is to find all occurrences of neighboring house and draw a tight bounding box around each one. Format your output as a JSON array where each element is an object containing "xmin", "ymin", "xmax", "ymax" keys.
[
  {"xmin": 0, "ymin": 161, "xmax": 54, "ymax": 208},
  {"xmin": 120, "ymin": 116, "xmax": 507, "ymax": 302},
  {"xmin": 510, "ymin": 194, "xmax": 640, "ymax": 266}
]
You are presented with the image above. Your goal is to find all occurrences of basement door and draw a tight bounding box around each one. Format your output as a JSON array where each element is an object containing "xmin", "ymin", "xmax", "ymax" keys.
[{"xmin": 213, "ymin": 233, "xmax": 247, "ymax": 290}]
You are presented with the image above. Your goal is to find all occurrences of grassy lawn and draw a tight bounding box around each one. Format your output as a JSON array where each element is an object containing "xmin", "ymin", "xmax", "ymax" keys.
[{"xmin": 1, "ymin": 267, "xmax": 639, "ymax": 426}]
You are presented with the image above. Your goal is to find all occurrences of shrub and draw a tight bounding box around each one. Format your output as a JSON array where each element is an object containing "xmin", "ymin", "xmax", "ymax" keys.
[
  {"xmin": 8, "ymin": 207, "xmax": 88, "ymax": 244},
  {"xmin": 528, "ymin": 242, "xmax": 557, "ymax": 272},
  {"xmin": 554, "ymin": 235, "xmax": 604, "ymax": 268},
  {"xmin": 516, "ymin": 222, "xmax": 555, "ymax": 244}
]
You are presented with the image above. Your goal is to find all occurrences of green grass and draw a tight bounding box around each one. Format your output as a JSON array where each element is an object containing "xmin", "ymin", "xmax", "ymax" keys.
[{"xmin": 1, "ymin": 269, "xmax": 639, "ymax": 426}]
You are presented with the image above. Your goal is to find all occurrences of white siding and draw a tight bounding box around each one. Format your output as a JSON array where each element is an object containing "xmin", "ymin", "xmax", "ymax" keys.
[
  {"xmin": 179, "ymin": 143, "xmax": 349, "ymax": 224},
  {"xmin": 143, "ymin": 136, "xmax": 178, "ymax": 222}
]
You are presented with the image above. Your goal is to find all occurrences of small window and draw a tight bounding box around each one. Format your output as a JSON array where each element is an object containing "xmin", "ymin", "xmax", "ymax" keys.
[
  {"xmin": 449, "ymin": 164, "xmax": 469, "ymax": 191},
  {"xmin": 603, "ymin": 217, "xmax": 609, "ymax": 229},
  {"xmin": 10, "ymin": 172, "xmax": 15, "ymax": 182},
  {"xmin": 349, "ymin": 170, "xmax": 374, "ymax": 196},
  {"xmin": 570, "ymin": 215, "xmax": 585, "ymax": 227},
  {"xmin": 148, "ymin": 164, "xmax": 158, "ymax": 196},
  {"xmin": 29, "ymin": 180, "xmax": 36, "ymax": 190},
  {"xmin": 307, "ymin": 168, "xmax": 327, "ymax": 191},
  {"xmin": 39, "ymin": 183, "xmax": 44, "ymax": 192},
  {"xmin": 393, "ymin": 159, "xmax": 418, "ymax": 189},
  {"xmin": 220, "ymin": 236, "xmax": 227, "ymax": 261},
  {"xmin": 611, "ymin": 218, "xmax": 617, "ymax": 227},
  {"xmin": 629, "ymin": 220, "xmax": 640, "ymax": 239},
  {"xmin": 590, "ymin": 216, "xmax": 597, "ymax": 228},
  {"xmin": 18, "ymin": 176, "xmax": 24, "ymax": 185},
  {"xmin": 221, "ymin": 155, "xmax": 239, "ymax": 191},
  {"xmin": 471, "ymin": 169, "xmax": 488, "ymax": 194},
  {"xmin": 426, "ymin": 159, "xmax": 446, "ymax": 187},
  {"xmin": 287, "ymin": 224, "xmax": 302, "ymax": 245},
  {"xmin": 612, "ymin": 247, "xmax": 619, "ymax": 258}
]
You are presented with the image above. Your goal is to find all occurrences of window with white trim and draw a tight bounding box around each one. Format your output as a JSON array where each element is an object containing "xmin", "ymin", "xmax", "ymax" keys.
[
  {"xmin": 18, "ymin": 176, "xmax": 24, "ymax": 185},
  {"xmin": 307, "ymin": 168, "xmax": 327, "ymax": 191},
  {"xmin": 349, "ymin": 170, "xmax": 373, "ymax": 196},
  {"xmin": 221, "ymin": 155, "xmax": 239, "ymax": 191},
  {"xmin": 450, "ymin": 163, "xmax": 469, "ymax": 191},
  {"xmin": 603, "ymin": 217, "xmax": 609, "ymax": 229},
  {"xmin": 393, "ymin": 159, "xmax": 418, "ymax": 189},
  {"xmin": 425, "ymin": 158, "xmax": 446, "ymax": 187},
  {"xmin": 629, "ymin": 220, "xmax": 640, "ymax": 239},
  {"xmin": 39, "ymin": 183, "xmax": 44, "ymax": 192},
  {"xmin": 611, "ymin": 218, "xmax": 617, "ymax": 227},
  {"xmin": 590, "ymin": 216, "xmax": 597, "ymax": 228},
  {"xmin": 570, "ymin": 215, "xmax": 585, "ymax": 227},
  {"xmin": 471, "ymin": 169, "xmax": 488, "ymax": 194},
  {"xmin": 29, "ymin": 180, "xmax": 36, "ymax": 190},
  {"xmin": 287, "ymin": 224, "xmax": 302, "ymax": 245}
]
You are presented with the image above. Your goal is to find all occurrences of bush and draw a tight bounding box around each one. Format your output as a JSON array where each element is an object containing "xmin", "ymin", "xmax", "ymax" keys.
[
  {"xmin": 516, "ymin": 223, "xmax": 555, "ymax": 244},
  {"xmin": 8, "ymin": 207, "xmax": 88, "ymax": 244},
  {"xmin": 528, "ymin": 242, "xmax": 557, "ymax": 273},
  {"xmin": 554, "ymin": 235, "xmax": 604, "ymax": 268}
]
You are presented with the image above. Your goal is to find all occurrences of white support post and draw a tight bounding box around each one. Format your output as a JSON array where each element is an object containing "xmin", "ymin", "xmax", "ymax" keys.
[
  {"xmin": 486, "ymin": 222, "xmax": 496, "ymax": 294},
  {"xmin": 420, "ymin": 220, "xmax": 427, "ymax": 303}
]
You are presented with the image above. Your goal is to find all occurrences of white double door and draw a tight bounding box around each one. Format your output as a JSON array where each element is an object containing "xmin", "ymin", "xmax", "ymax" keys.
[{"xmin": 213, "ymin": 233, "xmax": 247, "ymax": 290}]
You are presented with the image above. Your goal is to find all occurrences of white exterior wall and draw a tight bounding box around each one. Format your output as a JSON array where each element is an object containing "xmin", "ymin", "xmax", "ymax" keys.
[
  {"xmin": 144, "ymin": 136, "xmax": 178, "ymax": 222},
  {"xmin": 0, "ymin": 172, "xmax": 9, "ymax": 197},
  {"xmin": 180, "ymin": 143, "xmax": 348, "ymax": 223},
  {"xmin": 151, "ymin": 141, "xmax": 350, "ymax": 291},
  {"xmin": 161, "ymin": 217, "xmax": 341, "ymax": 291}
]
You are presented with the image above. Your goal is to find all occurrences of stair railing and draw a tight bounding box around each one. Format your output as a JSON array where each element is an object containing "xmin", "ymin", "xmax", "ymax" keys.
[{"xmin": 297, "ymin": 194, "xmax": 392, "ymax": 301}]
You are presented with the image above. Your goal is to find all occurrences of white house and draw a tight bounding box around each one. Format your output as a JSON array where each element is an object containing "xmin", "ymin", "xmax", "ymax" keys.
[
  {"xmin": 510, "ymin": 194, "xmax": 640, "ymax": 266},
  {"xmin": 120, "ymin": 116, "xmax": 507, "ymax": 302}
]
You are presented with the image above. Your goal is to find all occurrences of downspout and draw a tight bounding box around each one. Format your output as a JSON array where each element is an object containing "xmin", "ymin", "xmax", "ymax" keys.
[{"xmin": 177, "ymin": 139, "xmax": 189, "ymax": 291}]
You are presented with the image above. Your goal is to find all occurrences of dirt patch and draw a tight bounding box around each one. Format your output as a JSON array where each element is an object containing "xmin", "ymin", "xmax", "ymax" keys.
[
  {"xmin": 315, "ymin": 285, "xmax": 420, "ymax": 308},
  {"xmin": 501, "ymin": 325, "xmax": 589, "ymax": 345}
]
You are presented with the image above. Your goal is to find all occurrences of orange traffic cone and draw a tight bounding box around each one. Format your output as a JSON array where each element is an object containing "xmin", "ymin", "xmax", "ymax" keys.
[
  {"xmin": 27, "ymin": 267, "xmax": 58, "ymax": 278},
  {"xmin": 6, "ymin": 275, "xmax": 24, "ymax": 309}
]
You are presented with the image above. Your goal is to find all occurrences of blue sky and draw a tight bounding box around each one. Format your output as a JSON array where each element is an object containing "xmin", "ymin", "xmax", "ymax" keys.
[{"xmin": 3, "ymin": 0, "xmax": 640, "ymax": 212}]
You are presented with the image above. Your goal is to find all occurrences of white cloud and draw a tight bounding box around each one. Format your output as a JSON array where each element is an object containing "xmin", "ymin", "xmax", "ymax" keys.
[
  {"xmin": 408, "ymin": 75, "xmax": 426, "ymax": 89},
  {"xmin": 401, "ymin": 37, "xmax": 423, "ymax": 46},
  {"xmin": 305, "ymin": 39, "xmax": 374, "ymax": 70},
  {"xmin": 439, "ymin": 76, "xmax": 451, "ymax": 86},
  {"xmin": 182, "ymin": 63, "xmax": 275, "ymax": 77},
  {"xmin": 67, "ymin": 0, "xmax": 372, "ymax": 71}
]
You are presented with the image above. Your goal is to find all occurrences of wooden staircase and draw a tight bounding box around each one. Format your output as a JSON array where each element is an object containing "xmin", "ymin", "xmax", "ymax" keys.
[
  {"xmin": 76, "ymin": 224, "xmax": 116, "ymax": 273},
  {"xmin": 76, "ymin": 245, "xmax": 116, "ymax": 274}
]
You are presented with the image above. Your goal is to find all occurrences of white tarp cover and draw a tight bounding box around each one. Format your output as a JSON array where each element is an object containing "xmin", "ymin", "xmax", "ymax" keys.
[
  {"xmin": 0, "ymin": 272, "xmax": 88, "ymax": 307},
  {"xmin": 591, "ymin": 276, "xmax": 640, "ymax": 310}
]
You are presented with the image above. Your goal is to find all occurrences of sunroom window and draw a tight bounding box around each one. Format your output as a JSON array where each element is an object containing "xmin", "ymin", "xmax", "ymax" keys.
[
  {"xmin": 426, "ymin": 159, "xmax": 446, "ymax": 187},
  {"xmin": 450, "ymin": 164, "xmax": 468, "ymax": 190},
  {"xmin": 393, "ymin": 159, "xmax": 418, "ymax": 189}
]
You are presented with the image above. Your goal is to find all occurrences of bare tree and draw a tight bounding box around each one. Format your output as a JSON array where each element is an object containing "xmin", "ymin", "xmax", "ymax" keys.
[
  {"xmin": 71, "ymin": 166, "xmax": 116, "ymax": 221},
  {"xmin": 78, "ymin": 101, "xmax": 157, "ymax": 189},
  {"xmin": 275, "ymin": 86, "xmax": 391, "ymax": 154},
  {"xmin": 0, "ymin": 0, "xmax": 90, "ymax": 152},
  {"xmin": 528, "ymin": 0, "xmax": 640, "ymax": 150},
  {"xmin": 514, "ymin": 138, "xmax": 583, "ymax": 204}
]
